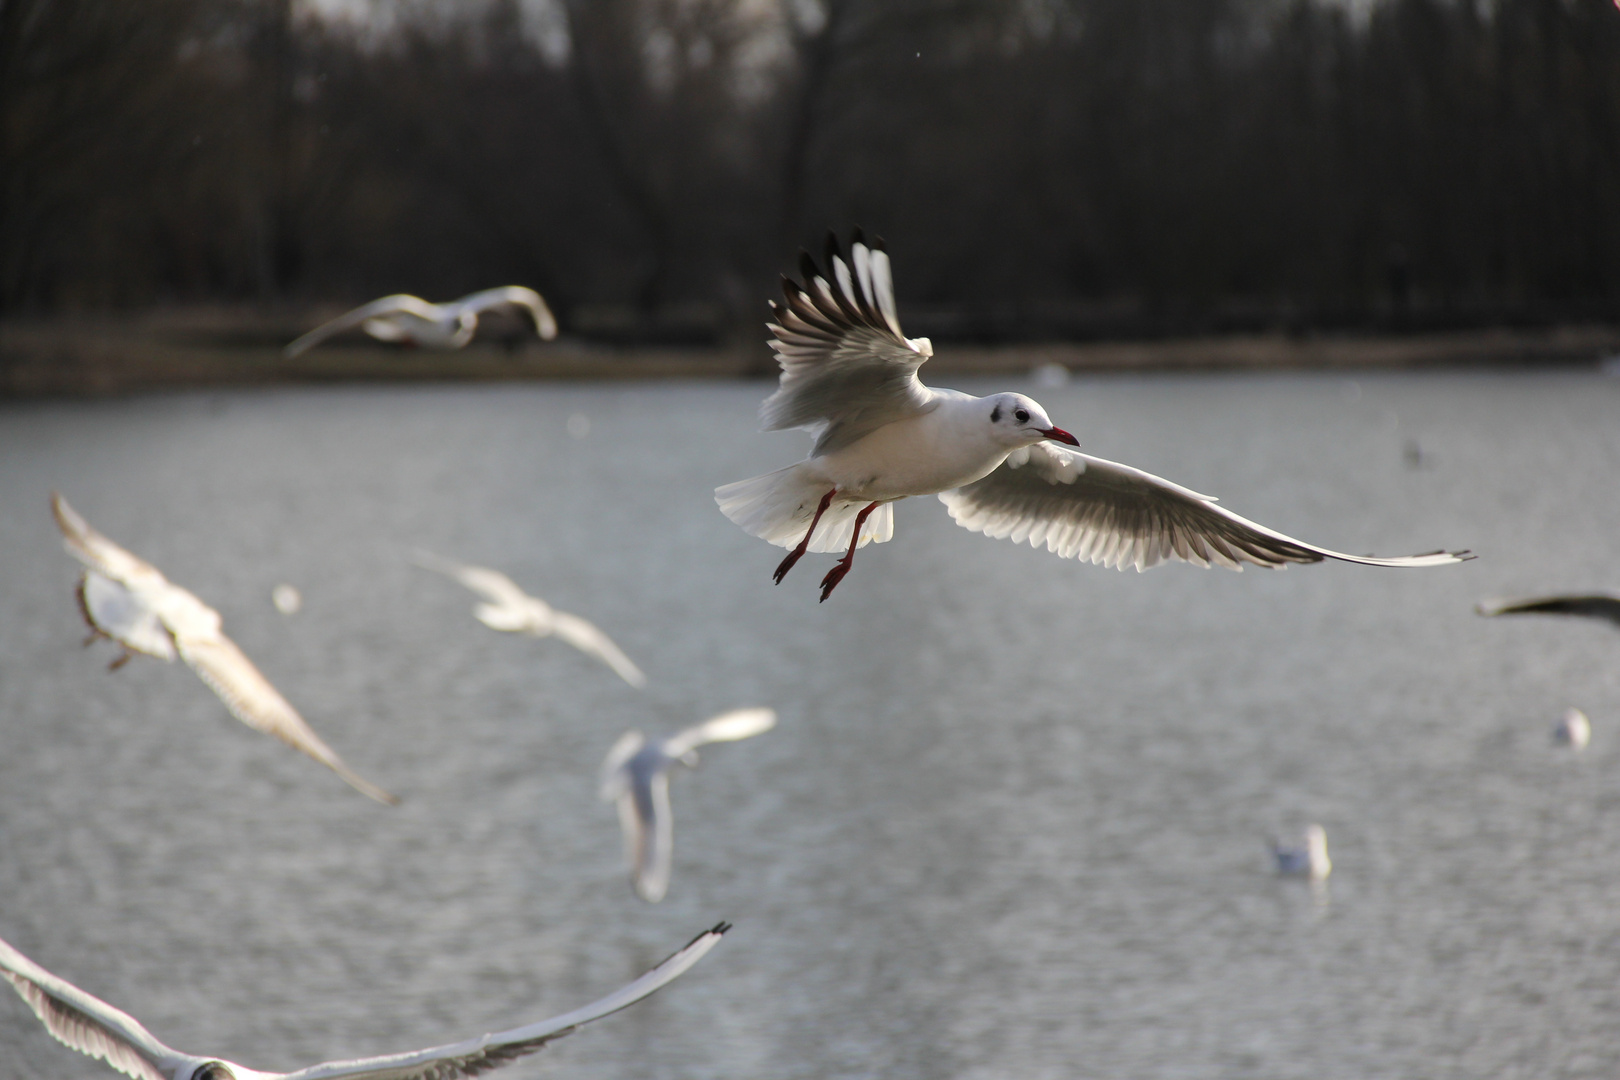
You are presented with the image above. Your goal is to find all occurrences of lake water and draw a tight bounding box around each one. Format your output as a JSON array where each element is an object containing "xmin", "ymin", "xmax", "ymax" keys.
[{"xmin": 1, "ymin": 370, "xmax": 1617, "ymax": 1079}]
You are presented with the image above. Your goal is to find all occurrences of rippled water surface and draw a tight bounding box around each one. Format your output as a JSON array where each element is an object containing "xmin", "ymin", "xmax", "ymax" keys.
[{"xmin": 2, "ymin": 370, "xmax": 1618, "ymax": 1079}]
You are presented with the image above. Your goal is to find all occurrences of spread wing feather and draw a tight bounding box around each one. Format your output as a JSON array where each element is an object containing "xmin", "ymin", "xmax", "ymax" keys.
[
  {"xmin": 0, "ymin": 935, "xmax": 178, "ymax": 1080},
  {"xmin": 1476, "ymin": 594, "xmax": 1620, "ymax": 627},
  {"xmin": 942, "ymin": 443, "xmax": 1473, "ymax": 571},
  {"xmin": 282, "ymin": 924, "xmax": 727, "ymax": 1080},
  {"xmin": 284, "ymin": 295, "xmax": 445, "ymax": 358},
  {"xmin": 760, "ymin": 230, "xmax": 937, "ymax": 456}
]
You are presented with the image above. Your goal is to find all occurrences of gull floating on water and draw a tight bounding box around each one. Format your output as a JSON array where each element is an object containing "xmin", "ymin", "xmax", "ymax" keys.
[
  {"xmin": 412, "ymin": 551, "xmax": 645, "ymax": 688},
  {"xmin": 0, "ymin": 922, "xmax": 726, "ymax": 1080},
  {"xmin": 1271, "ymin": 824, "xmax": 1332, "ymax": 880},
  {"xmin": 600, "ymin": 708, "xmax": 776, "ymax": 903},
  {"xmin": 716, "ymin": 230, "xmax": 1473, "ymax": 601},
  {"xmin": 52, "ymin": 494, "xmax": 397, "ymax": 805},
  {"xmin": 284, "ymin": 286, "xmax": 558, "ymax": 358},
  {"xmin": 1554, "ymin": 707, "xmax": 1592, "ymax": 750},
  {"xmin": 1477, "ymin": 593, "xmax": 1620, "ymax": 629}
]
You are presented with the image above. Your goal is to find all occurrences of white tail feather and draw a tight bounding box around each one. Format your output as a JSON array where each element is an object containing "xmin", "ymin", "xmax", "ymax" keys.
[{"xmin": 716, "ymin": 468, "xmax": 895, "ymax": 553}]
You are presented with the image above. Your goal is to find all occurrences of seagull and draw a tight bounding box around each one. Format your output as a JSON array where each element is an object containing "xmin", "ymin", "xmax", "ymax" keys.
[
  {"xmin": 1271, "ymin": 824, "xmax": 1332, "ymax": 880},
  {"xmin": 52, "ymin": 494, "xmax": 398, "ymax": 806},
  {"xmin": 600, "ymin": 708, "xmax": 777, "ymax": 903},
  {"xmin": 716, "ymin": 230, "xmax": 1473, "ymax": 600},
  {"xmin": 1554, "ymin": 707, "xmax": 1592, "ymax": 750},
  {"xmin": 1476, "ymin": 593, "xmax": 1620, "ymax": 629},
  {"xmin": 0, "ymin": 922, "xmax": 727, "ymax": 1080},
  {"xmin": 283, "ymin": 287, "xmax": 558, "ymax": 358},
  {"xmin": 411, "ymin": 551, "xmax": 645, "ymax": 688}
]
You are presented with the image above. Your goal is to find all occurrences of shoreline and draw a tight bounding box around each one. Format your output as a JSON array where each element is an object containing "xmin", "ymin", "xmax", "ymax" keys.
[{"xmin": 3, "ymin": 314, "xmax": 1617, "ymax": 397}]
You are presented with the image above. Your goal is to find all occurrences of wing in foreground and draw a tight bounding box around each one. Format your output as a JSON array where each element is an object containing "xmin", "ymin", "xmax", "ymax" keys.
[
  {"xmin": 282, "ymin": 923, "xmax": 729, "ymax": 1080},
  {"xmin": 941, "ymin": 443, "xmax": 1473, "ymax": 571}
]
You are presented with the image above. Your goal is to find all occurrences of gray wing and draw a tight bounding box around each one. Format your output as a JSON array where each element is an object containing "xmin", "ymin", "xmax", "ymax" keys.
[
  {"xmin": 941, "ymin": 443, "xmax": 1474, "ymax": 571},
  {"xmin": 284, "ymin": 295, "xmax": 443, "ymax": 358},
  {"xmin": 761, "ymin": 230, "xmax": 938, "ymax": 456},
  {"xmin": 1476, "ymin": 594, "xmax": 1620, "ymax": 628},
  {"xmin": 550, "ymin": 611, "xmax": 646, "ymax": 688},
  {"xmin": 282, "ymin": 924, "xmax": 728, "ymax": 1080},
  {"xmin": 451, "ymin": 287, "xmax": 558, "ymax": 340},
  {"xmin": 178, "ymin": 634, "xmax": 399, "ymax": 806},
  {"xmin": 0, "ymin": 934, "xmax": 182, "ymax": 1080}
]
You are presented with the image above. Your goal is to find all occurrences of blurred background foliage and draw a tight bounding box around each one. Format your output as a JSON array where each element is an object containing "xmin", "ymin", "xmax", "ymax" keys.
[{"xmin": 2, "ymin": 0, "xmax": 1618, "ymax": 341}]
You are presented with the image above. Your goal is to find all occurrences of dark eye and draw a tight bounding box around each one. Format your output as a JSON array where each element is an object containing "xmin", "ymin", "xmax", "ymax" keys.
[{"xmin": 1014, "ymin": 408, "xmax": 1030, "ymax": 423}]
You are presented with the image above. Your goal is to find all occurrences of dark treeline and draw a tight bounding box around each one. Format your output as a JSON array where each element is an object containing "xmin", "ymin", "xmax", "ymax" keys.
[{"xmin": 3, "ymin": 0, "xmax": 1618, "ymax": 340}]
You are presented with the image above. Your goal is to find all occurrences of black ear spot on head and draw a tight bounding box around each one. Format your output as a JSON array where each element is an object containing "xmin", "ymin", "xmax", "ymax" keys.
[
  {"xmin": 1015, "ymin": 408, "xmax": 1030, "ymax": 423},
  {"xmin": 990, "ymin": 404, "xmax": 1002, "ymax": 423}
]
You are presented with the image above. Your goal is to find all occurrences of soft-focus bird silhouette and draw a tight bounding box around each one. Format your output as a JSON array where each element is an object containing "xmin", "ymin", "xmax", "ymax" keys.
[
  {"xmin": 1477, "ymin": 593, "xmax": 1620, "ymax": 629},
  {"xmin": 412, "ymin": 551, "xmax": 645, "ymax": 687},
  {"xmin": 600, "ymin": 708, "xmax": 777, "ymax": 902},
  {"xmin": 0, "ymin": 922, "xmax": 727, "ymax": 1080},
  {"xmin": 1554, "ymin": 707, "xmax": 1592, "ymax": 750},
  {"xmin": 1271, "ymin": 824, "xmax": 1332, "ymax": 880},
  {"xmin": 284, "ymin": 286, "xmax": 557, "ymax": 358},
  {"xmin": 718, "ymin": 230, "xmax": 1473, "ymax": 600},
  {"xmin": 53, "ymin": 493, "xmax": 398, "ymax": 805}
]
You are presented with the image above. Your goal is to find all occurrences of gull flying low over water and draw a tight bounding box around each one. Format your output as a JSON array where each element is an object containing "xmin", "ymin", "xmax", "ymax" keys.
[
  {"xmin": 1476, "ymin": 593, "xmax": 1620, "ymax": 629},
  {"xmin": 600, "ymin": 708, "xmax": 777, "ymax": 903},
  {"xmin": 52, "ymin": 494, "xmax": 398, "ymax": 805},
  {"xmin": 283, "ymin": 286, "xmax": 558, "ymax": 358},
  {"xmin": 0, "ymin": 922, "xmax": 726, "ymax": 1080},
  {"xmin": 717, "ymin": 230, "xmax": 1473, "ymax": 600},
  {"xmin": 412, "ymin": 551, "xmax": 646, "ymax": 688}
]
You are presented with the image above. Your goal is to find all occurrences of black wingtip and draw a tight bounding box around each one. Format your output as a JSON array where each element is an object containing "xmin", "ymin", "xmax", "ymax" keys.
[
  {"xmin": 824, "ymin": 229, "xmax": 843, "ymax": 268},
  {"xmin": 850, "ymin": 224, "xmax": 866, "ymax": 248},
  {"xmin": 798, "ymin": 250, "xmax": 820, "ymax": 285},
  {"xmin": 871, "ymin": 233, "xmax": 886, "ymax": 252}
]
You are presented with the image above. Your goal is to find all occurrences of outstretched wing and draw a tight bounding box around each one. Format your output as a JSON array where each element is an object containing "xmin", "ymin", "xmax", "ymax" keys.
[
  {"xmin": 1476, "ymin": 593, "xmax": 1620, "ymax": 628},
  {"xmin": 78, "ymin": 571, "xmax": 178, "ymax": 661},
  {"xmin": 178, "ymin": 634, "xmax": 399, "ymax": 806},
  {"xmin": 941, "ymin": 442, "xmax": 1473, "ymax": 571},
  {"xmin": 550, "ymin": 611, "xmax": 646, "ymax": 688},
  {"xmin": 282, "ymin": 924, "xmax": 728, "ymax": 1080},
  {"xmin": 0, "ymin": 934, "xmax": 182, "ymax": 1080},
  {"xmin": 663, "ymin": 708, "xmax": 777, "ymax": 760},
  {"xmin": 761, "ymin": 230, "xmax": 938, "ymax": 456},
  {"xmin": 51, "ymin": 494, "xmax": 168, "ymax": 593},
  {"xmin": 284, "ymin": 295, "xmax": 444, "ymax": 358},
  {"xmin": 452, "ymin": 286, "xmax": 558, "ymax": 341}
]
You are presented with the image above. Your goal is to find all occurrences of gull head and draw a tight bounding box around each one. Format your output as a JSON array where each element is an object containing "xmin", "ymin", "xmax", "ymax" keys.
[{"xmin": 983, "ymin": 393, "xmax": 1078, "ymax": 449}]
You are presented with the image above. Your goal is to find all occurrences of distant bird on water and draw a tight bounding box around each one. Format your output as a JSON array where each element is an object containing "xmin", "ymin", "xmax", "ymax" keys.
[
  {"xmin": 0, "ymin": 922, "xmax": 727, "ymax": 1080},
  {"xmin": 1554, "ymin": 707, "xmax": 1592, "ymax": 750},
  {"xmin": 412, "ymin": 551, "xmax": 646, "ymax": 688},
  {"xmin": 600, "ymin": 708, "xmax": 777, "ymax": 903},
  {"xmin": 1476, "ymin": 593, "xmax": 1620, "ymax": 629},
  {"xmin": 284, "ymin": 286, "xmax": 557, "ymax": 357},
  {"xmin": 52, "ymin": 494, "xmax": 398, "ymax": 806},
  {"xmin": 717, "ymin": 230, "xmax": 1473, "ymax": 601},
  {"xmin": 1271, "ymin": 824, "xmax": 1332, "ymax": 880}
]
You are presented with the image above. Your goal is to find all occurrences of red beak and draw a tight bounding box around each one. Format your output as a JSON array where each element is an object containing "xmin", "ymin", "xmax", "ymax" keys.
[{"xmin": 1040, "ymin": 426, "xmax": 1079, "ymax": 446}]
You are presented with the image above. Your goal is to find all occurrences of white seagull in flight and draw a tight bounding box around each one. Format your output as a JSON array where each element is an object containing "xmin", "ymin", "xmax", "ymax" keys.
[
  {"xmin": 52, "ymin": 494, "xmax": 398, "ymax": 806},
  {"xmin": 600, "ymin": 708, "xmax": 777, "ymax": 903},
  {"xmin": 716, "ymin": 230, "xmax": 1473, "ymax": 600},
  {"xmin": 284, "ymin": 286, "xmax": 558, "ymax": 358},
  {"xmin": 412, "ymin": 551, "xmax": 646, "ymax": 688},
  {"xmin": 0, "ymin": 922, "xmax": 727, "ymax": 1080}
]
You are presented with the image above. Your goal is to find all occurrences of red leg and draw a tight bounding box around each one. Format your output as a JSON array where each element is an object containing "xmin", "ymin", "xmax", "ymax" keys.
[
  {"xmin": 108, "ymin": 649, "xmax": 133, "ymax": 671},
  {"xmin": 819, "ymin": 502, "xmax": 881, "ymax": 602},
  {"xmin": 774, "ymin": 488, "xmax": 838, "ymax": 585}
]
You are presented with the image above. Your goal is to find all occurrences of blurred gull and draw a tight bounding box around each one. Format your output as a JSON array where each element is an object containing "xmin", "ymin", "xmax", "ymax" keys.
[
  {"xmin": 1477, "ymin": 592, "xmax": 1620, "ymax": 629},
  {"xmin": 1271, "ymin": 824, "xmax": 1332, "ymax": 880},
  {"xmin": 1554, "ymin": 707, "xmax": 1592, "ymax": 750},
  {"xmin": 717, "ymin": 230, "xmax": 1473, "ymax": 601},
  {"xmin": 412, "ymin": 551, "xmax": 645, "ymax": 687},
  {"xmin": 283, "ymin": 286, "xmax": 557, "ymax": 358},
  {"xmin": 600, "ymin": 707, "xmax": 777, "ymax": 903},
  {"xmin": 0, "ymin": 922, "xmax": 727, "ymax": 1080},
  {"xmin": 53, "ymin": 493, "xmax": 398, "ymax": 806}
]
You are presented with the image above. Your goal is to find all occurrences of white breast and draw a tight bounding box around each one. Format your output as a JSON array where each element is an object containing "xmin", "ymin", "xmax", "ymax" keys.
[{"xmin": 812, "ymin": 394, "xmax": 1007, "ymax": 500}]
